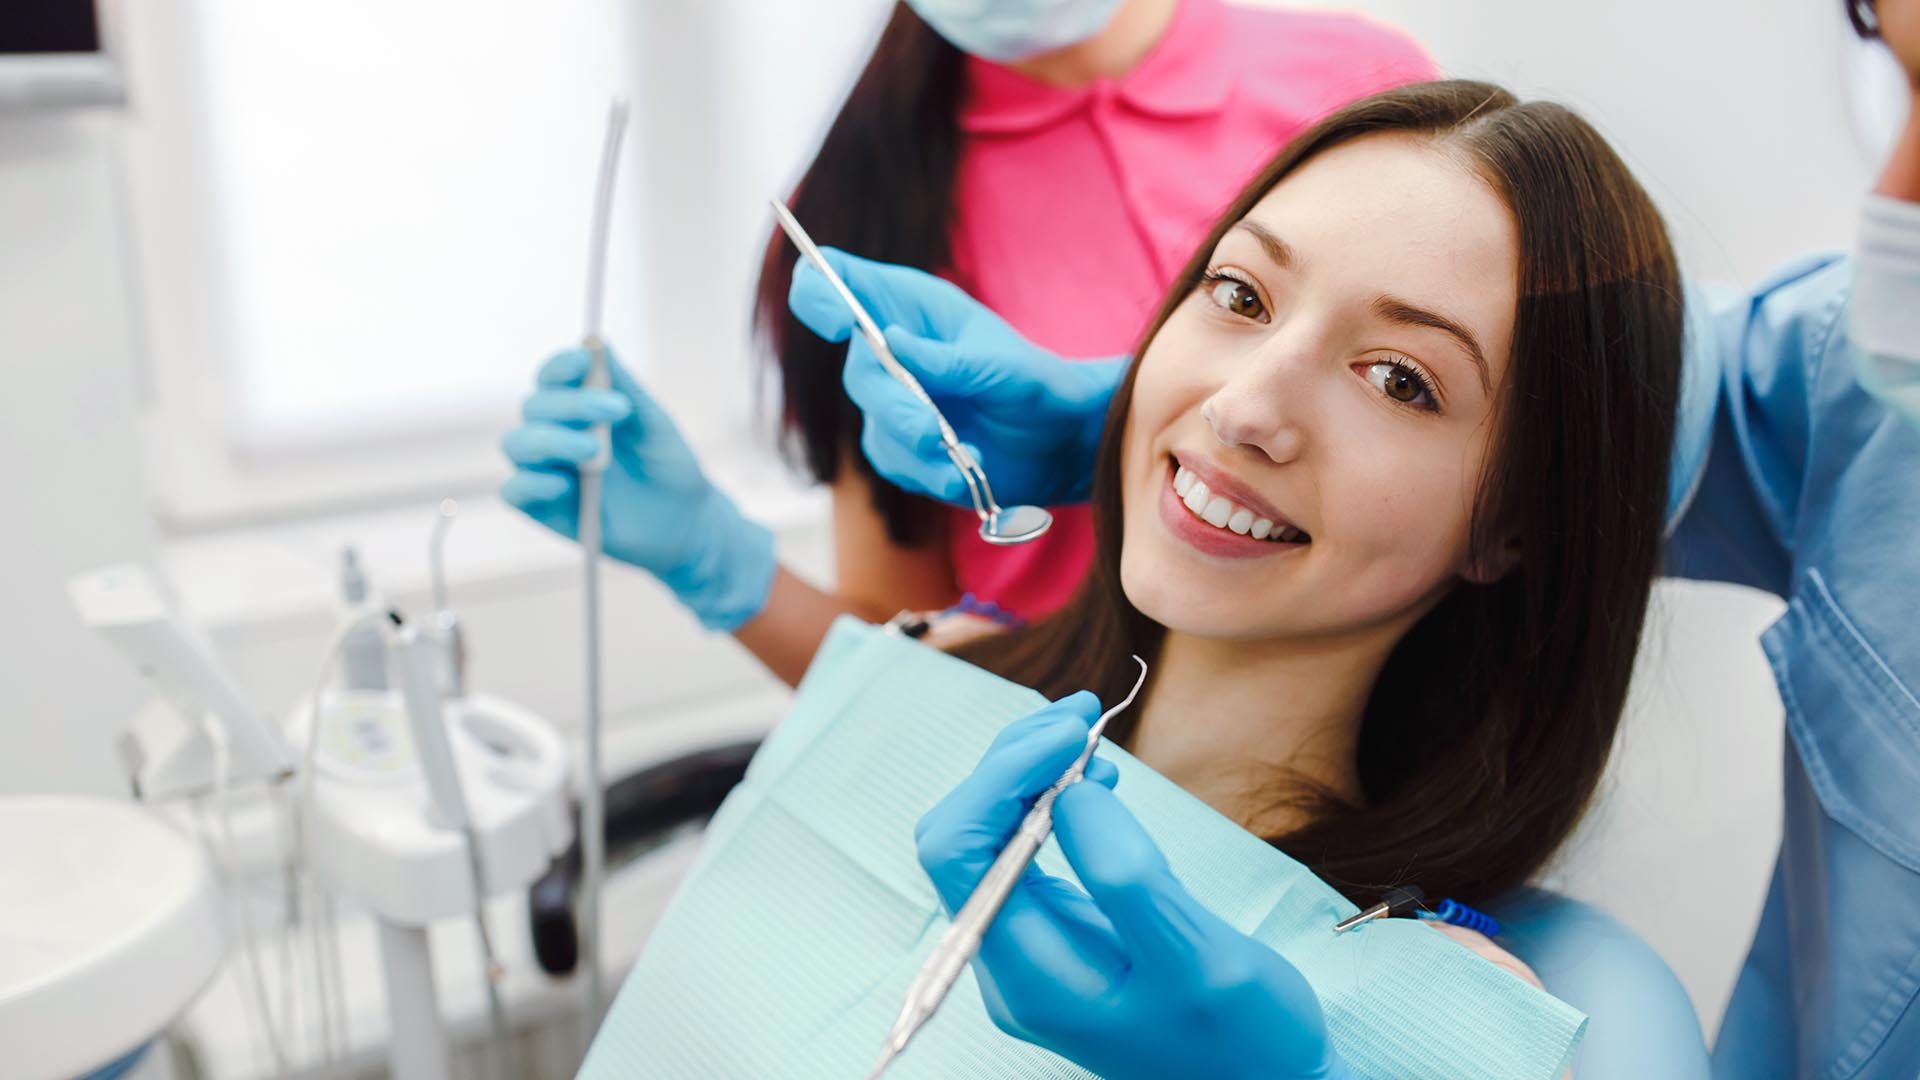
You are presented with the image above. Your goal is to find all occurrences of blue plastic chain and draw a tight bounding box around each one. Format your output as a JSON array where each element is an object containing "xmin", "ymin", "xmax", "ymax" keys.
[{"xmin": 1419, "ymin": 897, "xmax": 1502, "ymax": 937}]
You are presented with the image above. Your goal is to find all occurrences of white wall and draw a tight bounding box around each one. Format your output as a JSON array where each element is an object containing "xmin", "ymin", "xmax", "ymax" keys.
[
  {"xmin": 0, "ymin": 111, "xmax": 158, "ymax": 797},
  {"xmin": 630, "ymin": 0, "xmax": 892, "ymax": 440},
  {"xmin": 1271, "ymin": 0, "xmax": 1875, "ymax": 282}
]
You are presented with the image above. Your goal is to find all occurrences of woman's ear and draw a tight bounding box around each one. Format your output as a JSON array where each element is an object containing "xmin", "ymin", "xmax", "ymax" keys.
[{"xmin": 1462, "ymin": 532, "xmax": 1522, "ymax": 585}]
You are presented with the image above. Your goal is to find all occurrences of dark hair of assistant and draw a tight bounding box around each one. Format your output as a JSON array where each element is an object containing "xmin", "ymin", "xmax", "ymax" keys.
[{"xmin": 753, "ymin": 5, "xmax": 963, "ymax": 547}]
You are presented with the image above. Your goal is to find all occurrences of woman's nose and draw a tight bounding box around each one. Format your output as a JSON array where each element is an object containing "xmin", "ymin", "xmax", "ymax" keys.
[{"xmin": 1201, "ymin": 347, "xmax": 1315, "ymax": 464}]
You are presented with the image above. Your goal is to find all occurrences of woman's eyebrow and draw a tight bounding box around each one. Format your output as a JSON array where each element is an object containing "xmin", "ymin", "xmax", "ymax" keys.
[
  {"xmin": 1371, "ymin": 295, "xmax": 1490, "ymax": 393},
  {"xmin": 1228, "ymin": 221, "xmax": 1297, "ymax": 270}
]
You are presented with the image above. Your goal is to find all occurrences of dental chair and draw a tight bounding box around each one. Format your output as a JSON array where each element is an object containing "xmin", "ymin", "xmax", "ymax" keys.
[
  {"xmin": 526, "ymin": 739, "xmax": 759, "ymax": 977},
  {"xmin": 1496, "ymin": 889, "xmax": 1713, "ymax": 1078}
]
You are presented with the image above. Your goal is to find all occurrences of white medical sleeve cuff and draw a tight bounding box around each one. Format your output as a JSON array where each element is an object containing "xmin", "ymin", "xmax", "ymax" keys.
[
  {"xmin": 1853, "ymin": 194, "xmax": 1920, "ymax": 358},
  {"xmin": 1851, "ymin": 195, "xmax": 1920, "ymax": 425}
]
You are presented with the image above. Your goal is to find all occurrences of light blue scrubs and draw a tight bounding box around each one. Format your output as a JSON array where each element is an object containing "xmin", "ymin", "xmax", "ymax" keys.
[{"xmin": 1667, "ymin": 255, "xmax": 1920, "ymax": 1079}]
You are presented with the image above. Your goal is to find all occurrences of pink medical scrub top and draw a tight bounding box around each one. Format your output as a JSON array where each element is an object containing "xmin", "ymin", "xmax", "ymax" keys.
[{"xmin": 940, "ymin": 0, "xmax": 1436, "ymax": 617}]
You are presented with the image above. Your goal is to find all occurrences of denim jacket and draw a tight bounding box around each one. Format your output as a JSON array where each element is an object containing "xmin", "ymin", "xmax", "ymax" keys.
[{"xmin": 1667, "ymin": 235, "xmax": 1920, "ymax": 1078}]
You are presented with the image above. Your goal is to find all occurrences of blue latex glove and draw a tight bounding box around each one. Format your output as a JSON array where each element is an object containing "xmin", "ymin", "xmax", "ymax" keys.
[
  {"xmin": 787, "ymin": 247, "xmax": 1127, "ymax": 507},
  {"xmin": 499, "ymin": 347, "xmax": 775, "ymax": 632},
  {"xmin": 915, "ymin": 695, "xmax": 1351, "ymax": 1080}
]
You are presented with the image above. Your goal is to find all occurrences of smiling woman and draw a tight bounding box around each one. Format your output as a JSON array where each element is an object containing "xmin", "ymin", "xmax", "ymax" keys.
[{"xmin": 955, "ymin": 79, "xmax": 1683, "ymax": 908}]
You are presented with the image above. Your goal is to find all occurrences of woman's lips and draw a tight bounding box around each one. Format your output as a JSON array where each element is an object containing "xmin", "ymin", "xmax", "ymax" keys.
[
  {"xmin": 1156, "ymin": 460, "xmax": 1309, "ymax": 560},
  {"xmin": 1172, "ymin": 455, "xmax": 1306, "ymax": 540}
]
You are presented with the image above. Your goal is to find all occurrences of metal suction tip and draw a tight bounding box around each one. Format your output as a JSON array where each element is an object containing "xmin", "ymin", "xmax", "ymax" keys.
[{"xmin": 978, "ymin": 503, "xmax": 1053, "ymax": 546}]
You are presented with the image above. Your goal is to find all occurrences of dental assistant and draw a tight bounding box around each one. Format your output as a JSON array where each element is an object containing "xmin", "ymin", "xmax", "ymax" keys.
[
  {"xmin": 504, "ymin": 0, "xmax": 1438, "ymax": 685},
  {"xmin": 786, "ymin": 8, "xmax": 1920, "ymax": 1076}
]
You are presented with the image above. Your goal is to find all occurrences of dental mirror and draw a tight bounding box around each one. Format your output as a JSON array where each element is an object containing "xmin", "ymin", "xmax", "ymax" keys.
[
  {"xmin": 769, "ymin": 199, "xmax": 1055, "ymax": 546},
  {"xmin": 981, "ymin": 503, "xmax": 1054, "ymax": 545}
]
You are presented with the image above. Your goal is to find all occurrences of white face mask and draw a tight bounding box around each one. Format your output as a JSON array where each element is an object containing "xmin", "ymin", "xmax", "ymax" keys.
[{"xmin": 905, "ymin": 0, "xmax": 1129, "ymax": 62}]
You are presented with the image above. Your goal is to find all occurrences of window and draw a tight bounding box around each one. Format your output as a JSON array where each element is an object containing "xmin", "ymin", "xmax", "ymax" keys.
[
  {"xmin": 125, "ymin": 1, "xmax": 644, "ymax": 525},
  {"xmin": 120, "ymin": 1, "xmax": 890, "ymax": 528}
]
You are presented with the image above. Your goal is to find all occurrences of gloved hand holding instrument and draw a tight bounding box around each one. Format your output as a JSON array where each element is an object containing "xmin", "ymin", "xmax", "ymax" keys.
[
  {"xmin": 499, "ymin": 346, "xmax": 777, "ymax": 634},
  {"xmin": 900, "ymin": 691, "xmax": 1353, "ymax": 1080},
  {"xmin": 788, "ymin": 246, "xmax": 1127, "ymax": 510}
]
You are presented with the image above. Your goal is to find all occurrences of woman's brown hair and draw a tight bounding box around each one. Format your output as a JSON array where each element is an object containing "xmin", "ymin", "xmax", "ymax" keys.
[{"xmin": 957, "ymin": 80, "xmax": 1684, "ymax": 907}]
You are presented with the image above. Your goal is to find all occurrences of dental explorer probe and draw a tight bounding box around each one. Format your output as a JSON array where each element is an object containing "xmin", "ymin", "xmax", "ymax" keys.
[
  {"xmin": 866, "ymin": 656, "xmax": 1150, "ymax": 1080},
  {"xmin": 577, "ymin": 96, "xmax": 628, "ymax": 1028}
]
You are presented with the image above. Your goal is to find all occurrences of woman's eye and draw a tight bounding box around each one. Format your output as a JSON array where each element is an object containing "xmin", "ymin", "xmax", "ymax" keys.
[
  {"xmin": 1205, "ymin": 276, "xmax": 1266, "ymax": 321},
  {"xmin": 1363, "ymin": 360, "xmax": 1438, "ymax": 411}
]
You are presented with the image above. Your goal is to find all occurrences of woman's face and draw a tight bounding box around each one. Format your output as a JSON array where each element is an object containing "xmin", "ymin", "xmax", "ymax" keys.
[{"xmin": 1119, "ymin": 133, "xmax": 1519, "ymax": 645}]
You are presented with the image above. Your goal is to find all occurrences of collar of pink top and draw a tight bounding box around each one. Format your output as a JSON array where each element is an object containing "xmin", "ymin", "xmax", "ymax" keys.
[{"xmin": 958, "ymin": 0, "xmax": 1235, "ymax": 134}]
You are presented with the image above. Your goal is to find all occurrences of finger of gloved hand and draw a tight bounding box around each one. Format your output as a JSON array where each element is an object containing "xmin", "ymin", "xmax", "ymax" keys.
[
  {"xmin": 846, "ymin": 348, "xmax": 967, "ymax": 501},
  {"xmin": 955, "ymin": 439, "xmax": 992, "ymax": 480},
  {"xmin": 921, "ymin": 692, "xmax": 1099, "ymax": 840},
  {"xmin": 921, "ymin": 763, "xmax": 1119, "ymax": 926},
  {"xmin": 501, "ymin": 424, "xmax": 600, "ymax": 468},
  {"xmin": 785, "ymin": 244, "xmax": 933, "ymax": 341},
  {"xmin": 617, "ymin": 371, "xmax": 688, "ymax": 448},
  {"xmin": 976, "ymin": 869, "xmax": 1128, "ymax": 1015},
  {"xmin": 537, "ymin": 349, "xmax": 687, "ymax": 457},
  {"xmin": 500, "ymin": 468, "xmax": 575, "ymax": 507},
  {"xmin": 962, "ymin": 690, "xmax": 1101, "ymax": 809},
  {"xmin": 862, "ymin": 424, "xmax": 967, "ymax": 504},
  {"xmin": 500, "ymin": 470, "xmax": 580, "ymax": 539},
  {"xmin": 915, "ymin": 693, "xmax": 1101, "ymax": 896},
  {"xmin": 973, "ymin": 902, "xmax": 1084, "ymax": 1037},
  {"xmin": 535, "ymin": 347, "xmax": 590, "ymax": 387},
  {"xmin": 882, "ymin": 326, "xmax": 1002, "ymax": 401},
  {"xmin": 537, "ymin": 345, "xmax": 646, "ymax": 399},
  {"xmin": 1052, "ymin": 780, "xmax": 1219, "ymax": 974},
  {"xmin": 807, "ymin": 246, "xmax": 966, "ymax": 337},
  {"xmin": 844, "ymin": 339, "xmax": 950, "ymax": 458},
  {"xmin": 521, "ymin": 387, "xmax": 631, "ymax": 427},
  {"xmin": 1084, "ymin": 756, "xmax": 1119, "ymax": 789},
  {"xmin": 786, "ymin": 257, "xmax": 857, "ymax": 344}
]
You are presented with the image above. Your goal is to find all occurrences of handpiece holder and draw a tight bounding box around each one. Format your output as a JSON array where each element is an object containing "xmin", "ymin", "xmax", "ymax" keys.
[
  {"xmin": 69, "ymin": 564, "xmax": 294, "ymax": 802},
  {"xmin": 300, "ymin": 541, "xmax": 573, "ymax": 926}
]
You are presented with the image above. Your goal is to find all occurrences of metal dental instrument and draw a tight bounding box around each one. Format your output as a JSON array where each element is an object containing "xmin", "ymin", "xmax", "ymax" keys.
[
  {"xmin": 578, "ymin": 96, "xmax": 628, "ymax": 1028},
  {"xmin": 866, "ymin": 655, "xmax": 1150, "ymax": 1080},
  {"xmin": 1332, "ymin": 884, "xmax": 1427, "ymax": 934},
  {"xmin": 427, "ymin": 499, "xmax": 467, "ymax": 697},
  {"xmin": 768, "ymin": 199, "xmax": 1054, "ymax": 546}
]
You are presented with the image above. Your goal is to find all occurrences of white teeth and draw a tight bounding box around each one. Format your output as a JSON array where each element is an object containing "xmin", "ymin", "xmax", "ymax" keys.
[{"xmin": 1169, "ymin": 462, "xmax": 1304, "ymax": 543}]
